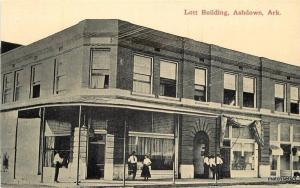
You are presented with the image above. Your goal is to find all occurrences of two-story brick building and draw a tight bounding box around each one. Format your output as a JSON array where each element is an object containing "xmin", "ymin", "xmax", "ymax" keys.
[{"xmin": 1, "ymin": 19, "xmax": 300, "ymax": 183}]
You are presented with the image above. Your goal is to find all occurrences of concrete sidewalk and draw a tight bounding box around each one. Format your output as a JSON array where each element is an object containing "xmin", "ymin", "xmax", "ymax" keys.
[{"xmin": 2, "ymin": 177, "xmax": 300, "ymax": 187}]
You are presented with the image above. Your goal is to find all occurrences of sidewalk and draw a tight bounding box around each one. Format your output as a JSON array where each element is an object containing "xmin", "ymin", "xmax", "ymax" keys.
[{"xmin": 2, "ymin": 177, "xmax": 300, "ymax": 187}]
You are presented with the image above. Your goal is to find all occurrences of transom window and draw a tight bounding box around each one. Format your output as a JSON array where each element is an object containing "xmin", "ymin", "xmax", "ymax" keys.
[
  {"xmin": 133, "ymin": 55, "xmax": 152, "ymax": 94},
  {"xmin": 243, "ymin": 77, "xmax": 256, "ymax": 108},
  {"xmin": 31, "ymin": 64, "xmax": 41, "ymax": 98},
  {"xmin": 14, "ymin": 70, "xmax": 23, "ymax": 101},
  {"xmin": 224, "ymin": 73, "xmax": 237, "ymax": 105},
  {"xmin": 194, "ymin": 68, "xmax": 207, "ymax": 102},
  {"xmin": 90, "ymin": 49, "xmax": 110, "ymax": 89},
  {"xmin": 159, "ymin": 60, "xmax": 177, "ymax": 98},
  {"xmin": 275, "ymin": 83, "xmax": 286, "ymax": 112},
  {"xmin": 290, "ymin": 86, "xmax": 299, "ymax": 114},
  {"xmin": 2, "ymin": 73, "xmax": 13, "ymax": 103}
]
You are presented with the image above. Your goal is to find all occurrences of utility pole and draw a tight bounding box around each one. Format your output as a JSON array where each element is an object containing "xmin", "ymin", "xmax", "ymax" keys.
[{"xmin": 123, "ymin": 120, "xmax": 127, "ymax": 187}]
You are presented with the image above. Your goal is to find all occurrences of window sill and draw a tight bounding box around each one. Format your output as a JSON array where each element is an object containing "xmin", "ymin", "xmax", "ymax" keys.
[
  {"xmin": 274, "ymin": 111, "xmax": 288, "ymax": 116},
  {"xmin": 195, "ymin": 100, "xmax": 209, "ymax": 106},
  {"xmin": 289, "ymin": 113, "xmax": 300, "ymax": 117},
  {"xmin": 158, "ymin": 95, "xmax": 180, "ymax": 101},
  {"xmin": 222, "ymin": 104, "xmax": 240, "ymax": 109},
  {"xmin": 242, "ymin": 107, "xmax": 259, "ymax": 111},
  {"xmin": 131, "ymin": 91, "xmax": 155, "ymax": 98}
]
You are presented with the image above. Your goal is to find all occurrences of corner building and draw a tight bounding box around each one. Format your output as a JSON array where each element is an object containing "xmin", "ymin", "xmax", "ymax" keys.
[{"xmin": 1, "ymin": 19, "xmax": 300, "ymax": 183}]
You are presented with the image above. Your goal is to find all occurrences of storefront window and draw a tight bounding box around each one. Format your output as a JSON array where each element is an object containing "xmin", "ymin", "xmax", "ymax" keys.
[
  {"xmin": 232, "ymin": 143, "xmax": 255, "ymax": 170},
  {"xmin": 128, "ymin": 136, "xmax": 173, "ymax": 170},
  {"xmin": 292, "ymin": 146, "xmax": 300, "ymax": 170},
  {"xmin": 44, "ymin": 136, "xmax": 71, "ymax": 167},
  {"xmin": 280, "ymin": 144, "xmax": 291, "ymax": 170},
  {"xmin": 271, "ymin": 155, "xmax": 278, "ymax": 170},
  {"xmin": 280, "ymin": 124, "xmax": 290, "ymax": 142}
]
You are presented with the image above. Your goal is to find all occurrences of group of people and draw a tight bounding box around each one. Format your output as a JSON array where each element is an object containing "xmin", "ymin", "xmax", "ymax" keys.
[
  {"xmin": 203, "ymin": 154, "xmax": 223, "ymax": 180},
  {"xmin": 128, "ymin": 151, "xmax": 152, "ymax": 181}
]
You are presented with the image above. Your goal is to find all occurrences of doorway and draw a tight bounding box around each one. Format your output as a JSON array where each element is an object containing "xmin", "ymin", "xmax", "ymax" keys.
[
  {"xmin": 87, "ymin": 134, "xmax": 105, "ymax": 179},
  {"xmin": 193, "ymin": 131, "xmax": 209, "ymax": 178}
]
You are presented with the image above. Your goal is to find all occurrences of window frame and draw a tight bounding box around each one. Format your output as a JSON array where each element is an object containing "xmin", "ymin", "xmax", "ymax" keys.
[
  {"xmin": 2, "ymin": 72, "xmax": 13, "ymax": 104},
  {"xmin": 132, "ymin": 54, "xmax": 153, "ymax": 94},
  {"xmin": 30, "ymin": 64, "xmax": 41, "ymax": 98},
  {"xmin": 194, "ymin": 67, "xmax": 207, "ymax": 102},
  {"xmin": 223, "ymin": 72, "xmax": 238, "ymax": 106},
  {"xmin": 274, "ymin": 83, "xmax": 286, "ymax": 112},
  {"xmin": 242, "ymin": 76, "xmax": 256, "ymax": 108},
  {"xmin": 290, "ymin": 85, "xmax": 300, "ymax": 115},
  {"xmin": 89, "ymin": 48, "xmax": 110, "ymax": 89},
  {"xmin": 53, "ymin": 59, "xmax": 66, "ymax": 94},
  {"xmin": 159, "ymin": 59, "xmax": 178, "ymax": 98},
  {"xmin": 13, "ymin": 69, "xmax": 23, "ymax": 101}
]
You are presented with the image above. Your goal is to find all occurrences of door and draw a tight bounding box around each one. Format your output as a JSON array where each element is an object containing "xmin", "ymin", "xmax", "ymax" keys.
[
  {"xmin": 193, "ymin": 131, "xmax": 209, "ymax": 178},
  {"xmin": 87, "ymin": 134, "xmax": 105, "ymax": 179},
  {"xmin": 220, "ymin": 140, "xmax": 231, "ymax": 178}
]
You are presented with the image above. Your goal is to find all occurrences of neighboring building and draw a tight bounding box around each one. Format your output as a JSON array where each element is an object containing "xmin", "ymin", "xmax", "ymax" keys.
[
  {"xmin": 1, "ymin": 41, "xmax": 22, "ymax": 54},
  {"xmin": 1, "ymin": 19, "xmax": 299, "ymax": 183}
]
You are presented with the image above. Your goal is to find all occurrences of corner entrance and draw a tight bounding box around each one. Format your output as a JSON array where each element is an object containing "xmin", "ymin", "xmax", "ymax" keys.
[
  {"xmin": 193, "ymin": 131, "xmax": 209, "ymax": 178},
  {"xmin": 87, "ymin": 134, "xmax": 105, "ymax": 179}
]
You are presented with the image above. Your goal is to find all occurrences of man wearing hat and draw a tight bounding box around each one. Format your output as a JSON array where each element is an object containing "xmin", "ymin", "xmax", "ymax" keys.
[{"xmin": 128, "ymin": 151, "xmax": 138, "ymax": 180}]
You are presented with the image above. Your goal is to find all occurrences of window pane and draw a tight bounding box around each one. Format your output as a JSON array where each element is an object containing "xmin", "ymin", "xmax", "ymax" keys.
[
  {"xmin": 32, "ymin": 65, "xmax": 41, "ymax": 83},
  {"xmin": 280, "ymin": 124, "xmax": 290, "ymax": 142},
  {"xmin": 243, "ymin": 77, "xmax": 254, "ymax": 93},
  {"xmin": 224, "ymin": 73, "xmax": 236, "ymax": 90},
  {"xmin": 275, "ymin": 98, "xmax": 285, "ymax": 112},
  {"xmin": 160, "ymin": 61, "xmax": 177, "ymax": 80},
  {"xmin": 271, "ymin": 156, "xmax": 278, "ymax": 170},
  {"xmin": 294, "ymin": 125, "xmax": 300, "ymax": 142},
  {"xmin": 133, "ymin": 74, "xmax": 150, "ymax": 82},
  {"xmin": 291, "ymin": 86, "xmax": 299, "ymax": 101},
  {"xmin": 275, "ymin": 84, "xmax": 284, "ymax": 98},
  {"xmin": 15, "ymin": 70, "xmax": 23, "ymax": 87},
  {"xmin": 270, "ymin": 124, "xmax": 278, "ymax": 141},
  {"xmin": 280, "ymin": 144, "xmax": 291, "ymax": 170},
  {"xmin": 195, "ymin": 68, "xmax": 206, "ymax": 86},
  {"xmin": 134, "ymin": 55, "xmax": 152, "ymax": 75},
  {"xmin": 243, "ymin": 92, "xmax": 254, "ymax": 108},
  {"xmin": 224, "ymin": 89, "xmax": 236, "ymax": 105},
  {"xmin": 160, "ymin": 78, "xmax": 176, "ymax": 97},
  {"xmin": 133, "ymin": 81, "xmax": 150, "ymax": 94},
  {"xmin": 92, "ymin": 50, "xmax": 110, "ymax": 70},
  {"xmin": 291, "ymin": 103, "xmax": 299, "ymax": 114}
]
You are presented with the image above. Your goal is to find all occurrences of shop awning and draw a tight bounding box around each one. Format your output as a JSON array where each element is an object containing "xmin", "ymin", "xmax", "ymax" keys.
[
  {"xmin": 270, "ymin": 145, "xmax": 284, "ymax": 156},
  {"xmin": 45, "ymin": 120, "xmax": 71, "ymax": 136}
]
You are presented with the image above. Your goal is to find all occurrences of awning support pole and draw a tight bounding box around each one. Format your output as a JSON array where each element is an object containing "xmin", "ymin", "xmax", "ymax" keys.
[
  {"xmin": 123, "ymin": 120, "xmax": 127, "ymax": 187},
  {"xmin": 76, "ymin": 105, "xmax": 82, "ymax": 185},
  {"xmin": 40, "ymin": 107, "xmax": 46, "ymax": 183},
  {"xmin": 13, "ymin": 111, "xmax": 19, "ymax": 179}
]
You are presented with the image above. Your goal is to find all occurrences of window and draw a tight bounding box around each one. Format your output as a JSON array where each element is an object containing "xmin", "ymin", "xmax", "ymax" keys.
[
  {"xmin": 194, "ymin": 68, "xmax": 207, "ymax": 102},
  {"xmin": 44, "ymin": 136, "xmax": 71, "ymax": 167},
  {"xmin": 243, "ymin": 77, "xmax": 256, "ymax": 108},
  {"xmin": 224, "ymin": 73, "xmax": 237, "ymax": 105},
  {"xmin": 128, "ymin": 136, "xmax": 173, "ymax": 170},
  {"xmin": 275, "ymin": 83, "xmax": 286, "ymax": 112},
  {"xmin": 14, "ymin": 70, "xmax": 23, "ymax": 101},
  {"xmin": 159, "ymin": 60, "xmax": 177, "ymax": 97},
  {"xmin": 54, "ymin": 59, "xmax": 66, "ymax": 94},
  {"xmin": 280, "ymin": 144, "xmax": 291, "ymax": 170},
  {"xmin": 90, "ymin": 49, "xmax": 110, "ymax": 89},
  {"xmin": 31, "ymin": 64, "xmax": 41, "ymax": 98},
  {"xmin": 2, "ymin": 73, "xmax": 13, "ymax": 103},
  {"xmin": 290, "ymin": 86, "xmax": 299, "ymax": 114},
  {"xmin": 294, "ymin": 125, "xmax": 300, "ymax": 142},
  {"xmin": 270, "ymin": 125, "xmax": 278, "ymax": 141},
  {"xmin": 280, "ymin": 124, "xmax": 290, "ymax": 142},
  {"xmin": 133, "ymin": 55, "xmax": 152, "ymax": 94},
  {"xmin": 232, "ymin": 143, "xmax": 255, "ymax": 170}
]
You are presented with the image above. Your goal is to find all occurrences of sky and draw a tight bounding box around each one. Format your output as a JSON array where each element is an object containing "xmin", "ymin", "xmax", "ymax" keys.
[{"xmin": 1, "ymin": 0, "xmax": 300, "ymax": 67}]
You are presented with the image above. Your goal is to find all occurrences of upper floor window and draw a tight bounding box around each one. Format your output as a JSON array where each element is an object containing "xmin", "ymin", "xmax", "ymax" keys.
[
  {"xmin": 275, "ymin": 83, "xmax": 286, "ymax": 112},
  {"xmin": 31, "ymin": 65, "xmax": 41, "ymax": 98},
  {"xmin": 133, "ymin": 55, "xmax": 153, "ymax": 94},
  {"xmin": 194, "ymin": 68, "xmax": 206, "ymax": 102},
  {"xmin": 224, "ymin": 73, "xmax": 237, "ymax": 105},
  {"xmin": 2, "ymin": 73, "xmax": 13, "ymax": 103},
  {"xmin": 14, "ymin": 70, "xmax": 23, "ymax": 101},
  {"xmin": 159, "ymin": 60, "xmax": 177, "ymax": 98},
  {"xmin": 290, "ymin": 86, "xmax": 299, "ymax": 114},
  {"xmin": 90, "ymin": 49, "xmax": 110, "ymax": 89},
  {"xmin": 243, "ymin": 77, "xmax": 256, "ymax": 108},
  {"xmin": 54, "ymin": 59, "xmax": 66, "ymax": 94}
]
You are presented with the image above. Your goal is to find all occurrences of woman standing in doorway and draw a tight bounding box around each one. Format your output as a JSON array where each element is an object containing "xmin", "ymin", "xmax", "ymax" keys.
[{"xmin": 141, "ymin": 154, "xmax": 152, "ymax": 181}]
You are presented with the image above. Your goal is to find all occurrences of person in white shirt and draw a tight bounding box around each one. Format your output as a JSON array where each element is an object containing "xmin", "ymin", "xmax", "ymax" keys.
[
  {"xmin": 141, "ymin": 154, "xmax": 151, "ymax": 181},
  {"xmin": 216, "ymin": 154, "xmax": 223, "ymax": 179},
  {"xmin": 208, "ymin": 155, "xmax": 216, "ymax": 179},
  {"xmin": 53, "ymin": 151, "xmax": 63, "ymax": 183},
  {"xmin": 128, "ymin": 151, "xmax": 138, "ymax": 180},
  {"xmin": 203, "ymin": 155, "xmax": 210, "ymax": 178}
]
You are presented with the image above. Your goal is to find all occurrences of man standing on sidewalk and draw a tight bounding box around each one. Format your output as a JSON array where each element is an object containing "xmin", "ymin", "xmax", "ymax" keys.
[
  {"xmin": 216, "ymin": 154, "xmax": 223, "ymax": 180},
  {"xmin": 53, "ymin": 151, "xmax": 63, "ymax": 183},
  {"xmin": 128, "ymin": 151, "xmax": 138, "ymax": 180}
]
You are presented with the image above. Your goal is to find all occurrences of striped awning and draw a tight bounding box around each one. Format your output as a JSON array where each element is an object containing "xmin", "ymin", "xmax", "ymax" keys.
[{"xmin": 45, "ymin": 120, "xmax": 71, "ymax": 136}]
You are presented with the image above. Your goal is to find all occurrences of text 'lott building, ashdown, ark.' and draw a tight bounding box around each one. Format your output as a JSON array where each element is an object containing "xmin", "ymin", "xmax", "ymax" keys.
[{"xmin": 1, "ymin": 19, "xmax": 300, "ymax": 183}]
